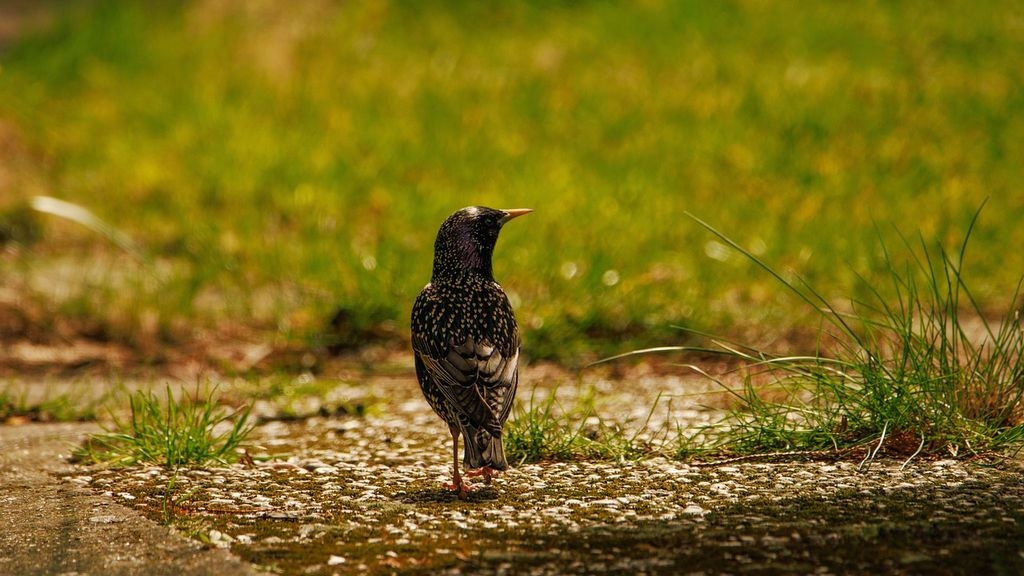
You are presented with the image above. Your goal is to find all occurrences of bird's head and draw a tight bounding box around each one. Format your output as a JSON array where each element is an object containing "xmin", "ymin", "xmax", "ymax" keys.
[{"xmin": 432, "ymin": 206, "xmax": 532, "ymax": 280}]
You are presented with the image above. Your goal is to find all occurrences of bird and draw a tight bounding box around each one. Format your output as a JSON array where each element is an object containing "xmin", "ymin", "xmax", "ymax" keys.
[{"xmin": 411, "ymin": 206, "xmax": 531, "ymax": 496}]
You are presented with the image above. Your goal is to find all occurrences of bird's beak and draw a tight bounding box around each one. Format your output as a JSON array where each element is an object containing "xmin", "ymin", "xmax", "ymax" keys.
[{"xmin": 500, "ymin": 208, "xmax": 533, "ymax": 224}]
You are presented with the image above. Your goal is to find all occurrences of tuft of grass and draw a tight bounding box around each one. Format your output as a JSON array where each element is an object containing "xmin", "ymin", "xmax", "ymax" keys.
[
  {"xmin": 505, "ymin": 387, "xmax": 583, "ymax": 463},
  {"xmin": 75, "ymin": 384, "xmax": 255, "ymax": 468},
  {"xmin": 680, "ymin": 208, "xmax": 1024, "ymax": 459},
  {"xmin": 506, "ymin": 385, "xmax": 663, "ymax": 463}
]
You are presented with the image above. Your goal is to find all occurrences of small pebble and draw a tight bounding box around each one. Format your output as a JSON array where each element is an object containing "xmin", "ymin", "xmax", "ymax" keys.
[{"xmin": 88, "ymin": 515, "xmax": 122, "ymax": 524}]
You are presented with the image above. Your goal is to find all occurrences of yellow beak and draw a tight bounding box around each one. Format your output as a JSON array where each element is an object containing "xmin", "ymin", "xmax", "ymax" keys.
[{"xmin": 500, "ymin": 208, "xmax": 533, "ymax": 224}]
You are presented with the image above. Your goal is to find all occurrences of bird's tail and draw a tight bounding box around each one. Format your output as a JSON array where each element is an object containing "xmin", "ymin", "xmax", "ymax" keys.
[{"xmin": 462, "ymin": 425, "xmax": 508, "ymax": 471}]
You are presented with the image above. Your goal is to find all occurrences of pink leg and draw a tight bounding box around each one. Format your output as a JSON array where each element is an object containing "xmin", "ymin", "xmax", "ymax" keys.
[{"xmin": 442, "ymin": 425, "xmax": 473, "ymax": 496}]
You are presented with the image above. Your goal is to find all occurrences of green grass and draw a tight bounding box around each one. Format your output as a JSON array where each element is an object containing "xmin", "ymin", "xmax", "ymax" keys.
[
  {"xmin": 229, "ymin": 373, "xmax": 380, "ymax": 420},
  {"xmin": 506, "ymin": 384, "xmax": 667, "ymax": 463},
  {"xmin": 0, "ymin": 382, "xmax": 107, "ymax": 423},
  {"xmin": 1, "ymin": 1, "xmax": 1022, "ymax": 362},
  {"xmin": 75, "ymin": 383, "xmax": 255, "ymax": 467},
  {"xmin": 505, "ymin": 387, "xmax": 582, "ymax": 463},
  {"xmin": 525, "ymin": 208, "xmax": 1024, "ymax": 461},
  {"xmin": 674, "ymin": 209, "xmax": 1024, "ymax": 459}
]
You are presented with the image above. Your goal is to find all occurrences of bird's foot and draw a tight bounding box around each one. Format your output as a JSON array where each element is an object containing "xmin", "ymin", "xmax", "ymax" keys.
[
  {"xmin": 443, "ymin": 480, "xmax": 474, "ymax": 498},
  {"xmin": 465, "ymin": 467, "xmax": 501, "ymax": 485}
]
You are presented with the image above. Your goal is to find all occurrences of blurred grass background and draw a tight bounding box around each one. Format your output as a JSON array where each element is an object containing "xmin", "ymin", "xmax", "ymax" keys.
[{"xmin": 0, "ymin": 0, "xmax": 1022, "ymax": 365}]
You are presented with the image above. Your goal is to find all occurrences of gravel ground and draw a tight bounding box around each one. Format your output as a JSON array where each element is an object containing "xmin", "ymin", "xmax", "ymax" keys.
[
  {"xmin": 0, "ymin": 422, "xmax": 258, "ymax": 576},
  {"xmin": 65, "ymin": 366, "xmax": 1024, "ymax": 575}
]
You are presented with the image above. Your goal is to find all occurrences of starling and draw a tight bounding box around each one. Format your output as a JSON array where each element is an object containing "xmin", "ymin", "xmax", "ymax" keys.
[{"xmin": 411, "ymin": 206, "xmax": 531, "ymax": 495}]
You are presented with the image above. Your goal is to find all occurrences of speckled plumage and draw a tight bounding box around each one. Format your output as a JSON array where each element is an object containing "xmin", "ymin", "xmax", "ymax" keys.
[{"xmin": 411, "ymin": 206, "xmax": 530, "ymax": 494}]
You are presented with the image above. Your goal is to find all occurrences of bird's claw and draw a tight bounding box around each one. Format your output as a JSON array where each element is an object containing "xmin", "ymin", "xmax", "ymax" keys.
[
  {"xmin": 465, "ymin": 467, "xmax": 501, "ymax": 485},
  {"xmin": 443, "ymin": 481, "xmax": 475, "ymax": 500}
]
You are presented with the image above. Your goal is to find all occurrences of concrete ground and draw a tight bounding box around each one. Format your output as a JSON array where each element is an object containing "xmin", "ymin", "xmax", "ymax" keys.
[
  {"xmin": 4, "ymin": 370, "xmax": 1024, "ymax": 575},
  {"xmin": 0, "ymin": 422, "xmax": 258, "ymax": 576}
]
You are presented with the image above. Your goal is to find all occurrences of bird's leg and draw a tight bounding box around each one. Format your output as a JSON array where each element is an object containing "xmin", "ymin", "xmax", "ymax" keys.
[{"xmin": 443, "ymin": 425, "xmax": 473, "ymax": 496}]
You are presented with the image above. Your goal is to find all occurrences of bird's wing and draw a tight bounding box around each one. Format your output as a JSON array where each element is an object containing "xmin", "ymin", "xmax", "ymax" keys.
[
  {"xmin": 492, "ymin": 331, "xmax": 520, "ymax": 426},
  {"xmin": 413, "ymin": 332, "xmax": 518, "ymax": 436}
]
